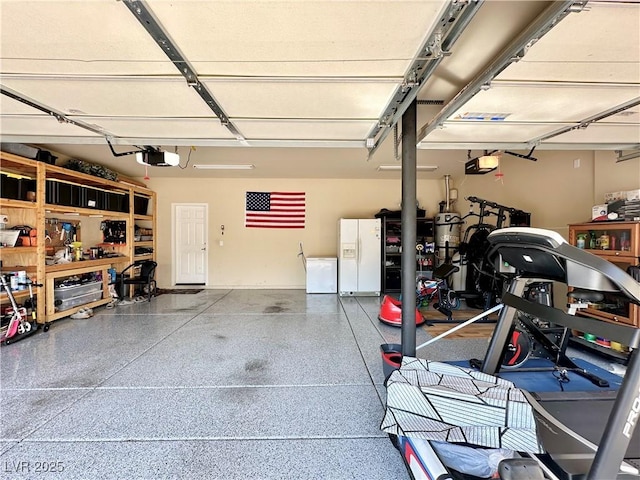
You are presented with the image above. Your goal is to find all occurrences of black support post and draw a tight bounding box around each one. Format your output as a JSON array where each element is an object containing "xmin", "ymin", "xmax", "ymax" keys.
[{"xmin": 401, "ymin": 100, "xmax": 417, "ymax": 357}]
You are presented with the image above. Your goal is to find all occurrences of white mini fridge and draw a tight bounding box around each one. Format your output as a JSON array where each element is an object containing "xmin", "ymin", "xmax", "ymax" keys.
[
  {"xmin": 338, "ymin": 218, "xmax": 381, "ymax": 296},
  {"xmin": 306, "ymin": 257, "xmax": 338, "ymax": 293}
]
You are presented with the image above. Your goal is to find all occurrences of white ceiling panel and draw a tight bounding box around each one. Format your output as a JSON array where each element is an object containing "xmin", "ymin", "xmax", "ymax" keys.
[
  {"xmin": 423, "ymin": 122, "xmax": 573, "ymax": 144},
  {"xmin": 498, "ymin": 3, "xmax": 640, "ymax": 83},
  {"xmin": 419, "ymin": 1, "xmax": 551, "ymax": 101},
  {"xmin": 450, "ymin": 85, "xmax": 640, "ymax": 123},
  {"xmin": 0, "ymin": 0, "xmax": 176, "ymax": 76},
  {"xmin": 599, "ymin": 104, "xmax": 640, "ymax": 124},
  {"xmin": 150, "ymin": 0, "xmax": 448, "ymax": 77},
  {"xmin": 0, "ymin": 115, "xmax": 100, "ymax": 137},
  {"xmin": 0, "ymin": 94, "xmax": 44, "ymax": 115},
  {"xmin": 1, "ymin": 1, "xmax": 638, "ymax": 179},
  {"xmin": 72, "ymin": 117, "xmax": 236, "ymax": 140},
  {"xmin": 545, "ymin": 124, "xmax": 640, "ymax": 144},
  {"xmin": 234, "ymin": 119, "xmax": 376, "ymax": 140},
  {"xmin": 204, "ymin": 80, "xmax": 396, "ymax": 119},
  {"xmin": 1, "ymin": 78, "xmax": 216, "ymax": 117}
]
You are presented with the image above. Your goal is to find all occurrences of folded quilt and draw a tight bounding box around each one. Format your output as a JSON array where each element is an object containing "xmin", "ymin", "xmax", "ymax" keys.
[{"xmin": 381, "ymin": 357, "xmax": 542, "ymax": 453}]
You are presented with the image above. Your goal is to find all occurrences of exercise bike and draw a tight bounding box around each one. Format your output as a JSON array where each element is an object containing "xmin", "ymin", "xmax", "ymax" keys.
[
  {"xmin": 471, "ymin": 275, "xmax": 610, "ymax": 388},
  {"xmin": 457, "ymin": 196, "xmax": 530, "ymax": 310},
  {"xmin": 0, "ymin": 273, "xmax": 42, "ymax": 345}
]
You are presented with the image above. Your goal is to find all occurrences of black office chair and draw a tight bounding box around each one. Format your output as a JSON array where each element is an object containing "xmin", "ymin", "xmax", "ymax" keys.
[{"xmin": 120, "ymin": 260, "xmax": 157, "ymax": 302}]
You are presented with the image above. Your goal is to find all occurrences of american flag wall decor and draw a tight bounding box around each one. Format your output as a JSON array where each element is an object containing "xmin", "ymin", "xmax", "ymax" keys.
[{"xmin": 245, "ymin": 191, "xmax": 306, "ymax": 228}]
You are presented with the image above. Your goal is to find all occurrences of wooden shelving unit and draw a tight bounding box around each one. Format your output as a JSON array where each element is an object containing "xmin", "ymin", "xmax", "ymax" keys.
[
  {"xmin": 568, "ymin": 221, "xmax": 639, "ymax": 326},
  {"xmin": 567, "ymin": 221, "xmax": 639, "ymax": 363},
  {"xmin": 0, "ymin": 151, "xmax": 156, "ymax": 325}
]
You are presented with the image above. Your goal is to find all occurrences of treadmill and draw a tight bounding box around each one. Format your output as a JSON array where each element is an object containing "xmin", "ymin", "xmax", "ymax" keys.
[
  {"xmin": 382, "ymin": 227, "xmax": 640, "ymax": 480},
  {"xmin": 479, "ymin": 227, "xmax": 640, "ymax": 480}
]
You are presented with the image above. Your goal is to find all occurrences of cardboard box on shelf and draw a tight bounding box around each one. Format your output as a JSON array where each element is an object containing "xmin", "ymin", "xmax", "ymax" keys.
[
  {"xmin": 604, "ymin": 191, "xmax": 626, "ymax": 203},
  {"xmin": 592, "ymin": 204, "xmax": 608, "ymax": 220},
  {"xmin": 626, "ymin": 189, "xmax": 640, "ymax": 201}
]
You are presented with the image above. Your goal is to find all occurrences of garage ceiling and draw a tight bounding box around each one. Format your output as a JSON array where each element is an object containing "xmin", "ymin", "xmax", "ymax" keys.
[{"xmin": 1, "ymin": 0, "xmax": 638, "ymax": 178}]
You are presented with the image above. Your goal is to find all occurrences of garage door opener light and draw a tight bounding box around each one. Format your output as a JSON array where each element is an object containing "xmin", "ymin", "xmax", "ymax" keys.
[
  {"xmin": 135, "ymin": 150, "xmax": 180, "ymax": 167},
  {"xmin": 465, "ymin": 150, "xmax": 500, "ymax": 175}
]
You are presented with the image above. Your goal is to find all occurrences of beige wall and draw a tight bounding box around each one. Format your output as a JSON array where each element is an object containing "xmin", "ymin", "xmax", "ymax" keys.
[
  {"xmin": 144, "ymin": 150, "xmax": 639, "ymax": 289},
  {"xmin": 594, "ymin": 151, "xmax": 640, "ymax": 201},
  {"xmin": 452, "ymin": 150, "xmax": 639, "ymax": 239},
  {"xmin": 147, "ymin": 177, "xmax": 444, "ymax": 288}
]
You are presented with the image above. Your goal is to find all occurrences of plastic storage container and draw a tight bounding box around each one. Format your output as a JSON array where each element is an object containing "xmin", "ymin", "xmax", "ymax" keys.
[
  {"xmin": 57, "ymin": 290, "xmax": 103, "ymax": 311},
  {"xmin": 54, "ymin": 281, "xmax": 102, "ymax": 301}
]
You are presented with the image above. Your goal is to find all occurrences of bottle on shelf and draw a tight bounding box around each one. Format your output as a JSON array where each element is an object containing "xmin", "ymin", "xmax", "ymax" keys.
[{"xmin": 620, "ymin": 232, "xmax": 630, "ymax": 251}]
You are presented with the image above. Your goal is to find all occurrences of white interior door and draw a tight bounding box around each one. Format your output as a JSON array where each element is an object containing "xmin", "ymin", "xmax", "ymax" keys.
[{"xmin": 174, "ymin": 204, "xmax": 208, "ymax": 285}]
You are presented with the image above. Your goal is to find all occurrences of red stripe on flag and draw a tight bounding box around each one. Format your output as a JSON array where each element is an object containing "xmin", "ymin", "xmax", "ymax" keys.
[
  {"xmin": 245, "ymin": 191, "xmax": 306, "ymax": 229},
  {"xmin": 246, "ymin": 224, "xmax": 305, "ymax": 228}
]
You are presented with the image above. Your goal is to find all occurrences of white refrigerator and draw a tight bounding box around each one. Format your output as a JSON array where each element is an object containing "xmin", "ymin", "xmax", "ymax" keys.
[{"xmin": 338, "ymin": 218, "xmax": 381, "ymax": 296}]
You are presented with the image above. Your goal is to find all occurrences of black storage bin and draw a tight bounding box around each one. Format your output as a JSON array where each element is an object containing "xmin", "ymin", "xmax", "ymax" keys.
[
  {"xmin": 106, "ymin": 192, "xmax": 129, "ymax": 213},
  {"xmin": 56, "ymin": 182, "xmax": 83, "ymax": 207},
  {"xmin": 83, "ymin": 187, "xmax": 99, "ymax": 209},
  {"xmin": 35, "ymin": 150, "xmax": 57, "ymax": 165},
  {"xmin": 106, "ymin": 192, "xmax": 118, "ymax": 212},
  {"xmin": 76, "ymin": 185, "xmax": 87, "ymax": 207},
  {"xmin": 57, "ymin": 182, "xmax": 72, "ymax": 206},
  {"xmin": 1, "ymin": 173, "xmax": 20, "ymax": 200},
  {"xmin": 45, "ymin": 180, "xmax": 58, "ymax": 204},
  {"xmin": 119, "ymin": 193, "xmax": 130, "ymax": 213},
  {"xmin": 1, "ymin": 175, "xmax": 36, "ymax": 201},
  {"xmin": 19, "ymin": 178, "xmax": 37, "ymax": 201},
  {"xmin": 96, "ymin": 190, "xmax": 109, "ymax": 210},
  {"xmin": 134, "ymin": 195, "xmax": 150, "ymax": 215}
]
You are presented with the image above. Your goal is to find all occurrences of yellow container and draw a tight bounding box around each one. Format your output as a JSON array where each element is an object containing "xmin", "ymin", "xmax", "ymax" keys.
[
  {"xmin": 71, "ymin": 241, "xmax": 82, "ymax": 261},
  {"xmin": 610, "ymin": 341, "xmax": 624, "ymax": 352}
]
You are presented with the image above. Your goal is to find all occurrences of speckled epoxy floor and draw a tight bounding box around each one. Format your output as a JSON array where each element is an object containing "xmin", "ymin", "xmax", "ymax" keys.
[
  {"xmin": 0, "ymin": 289, "xmax": 624, "ymax": 479},
  {"xmin": 1, "ymin": 290, "xmax": 430, "ymax": 479}
]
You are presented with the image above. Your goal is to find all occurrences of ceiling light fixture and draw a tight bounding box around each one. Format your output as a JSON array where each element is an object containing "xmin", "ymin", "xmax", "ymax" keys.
[
  {"xmin": 193, "ymin": 164, "xmax": 255, "ymax": 170},
  {"xmin": 377, "ymin": 165, "xmax": 438, "ymax": 172}
]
